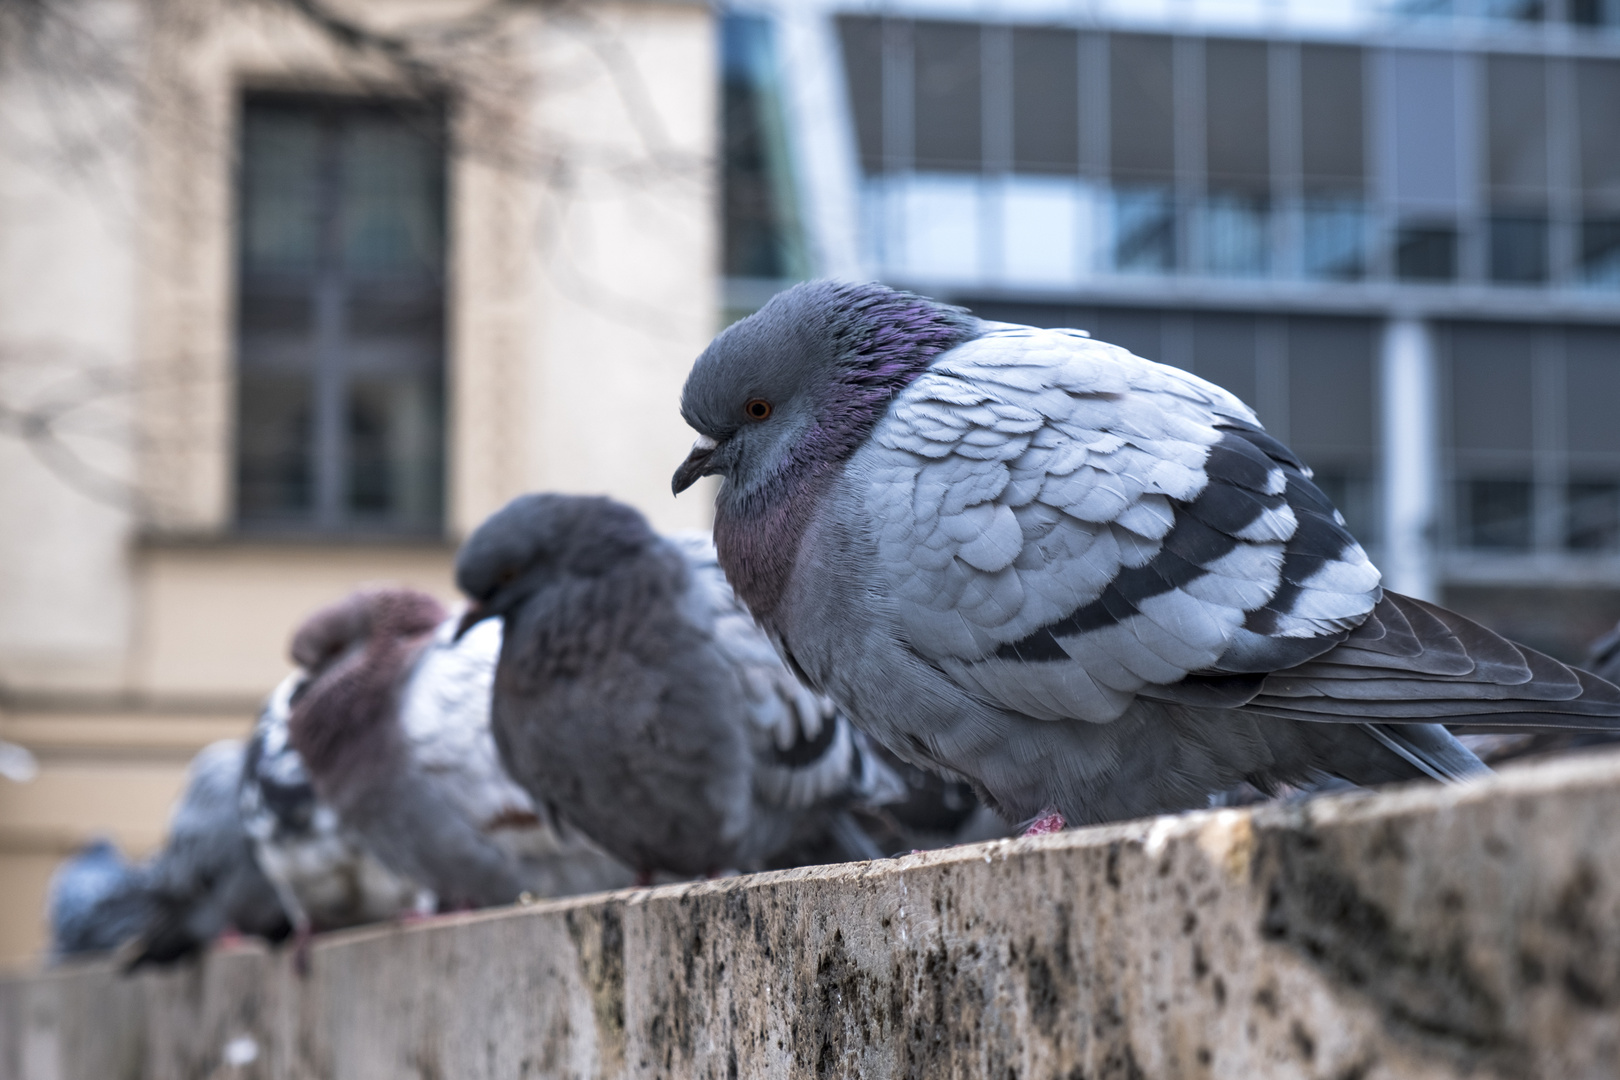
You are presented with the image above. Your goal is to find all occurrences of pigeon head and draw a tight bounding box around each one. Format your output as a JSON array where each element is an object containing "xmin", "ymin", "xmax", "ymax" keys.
[
  {"xmin": 290, "ymin": 589, "xmax": 446, "ymax": 677},
  {"xmin": 455, "ymin": 492, "xmax": 658, "ymax": 638},
  {"xmin": 673, "ymin": 280, "xmax": 979, "ymax": 504}
]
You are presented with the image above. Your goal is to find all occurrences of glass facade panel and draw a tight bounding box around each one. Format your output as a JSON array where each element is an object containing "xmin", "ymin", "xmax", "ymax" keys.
[
  {"xmin": 1189, "ymin": 314, "xmax": 1258, "ymax": 409},
  {"xmin": 1195, "ymin": 193, "xmax": 1269, "ymax": 277},
  {"xmin": 1109, "ymin": 35, "xmax": 1175, "ymax": 179},
  {"xmin": 1578, "ymin": 61, "xmax": 1620, "ymax": 207},
  {"xmin": 1566, "ymin": 328, "xmax": 1620, "ymax": 457},
  {"xmin": 1303, "ymin": 198, "xmax": 1367, "ymax": 280},
  {"xmin": 1463, "ymin": 479, "xmax": 1535, "ymax": 550},
  {"xmin": 1204, "ymin": 40, "xmax": 1269, "ymax": 191},
  {"xmin": 725, "ymin": 13, "xmax": 806, "ymax": 278},
  {"xmin": 1112, "ymin": 186, "xmax": 1176, "ymax": 272},
  {"xmin": 236, "ymin": 97, "xmax": 445, "ymax": 534},
  {"xmin": 1572, "ymin": 0, "xmax": 1620, "ymax": 26},
  {"xmin": 1486, "ymin": 55, "xmax": 1547, "ymax": 203},
  {"xmin": 1011, "ymin": 28, "xmax": 1079, "ymax": 174},
  {"xmin": 1582, "ymin": 219, "xmax": 1620, "ymax": 285},
  {"xmin": 1300, "ymin": 45, "xmax": 1364, "ymax": 191},
  {"xmin": 1489, "ymin": 216, "xmax": 1548, "ymax": 284},
  {"xmin": 913, "ymin": 22, "xmax": 981, "ymax": 172},
  {"xmin": 1568, "ymin": 481, "xmax": 1620, "ymax": 551},
  {"xmin": 837, "ymin": 16, "xmax": 885, "ymax": 174},
  {"xmin": 1396, "ymin": 225, "xmax": 1458, "ymax": 281}
]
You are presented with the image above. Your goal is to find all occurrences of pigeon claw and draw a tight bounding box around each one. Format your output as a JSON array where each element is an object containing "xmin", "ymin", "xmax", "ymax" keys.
[{"xmin": 1021, "ymin": 809, "xmax": 1067, "ymax": 837}]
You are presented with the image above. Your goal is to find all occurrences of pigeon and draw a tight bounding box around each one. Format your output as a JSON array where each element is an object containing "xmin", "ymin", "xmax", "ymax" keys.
[
  {"xmin": 46, "ymin": 837, "xmax": 152, "ymax": 960},
  {"xmin": 241, "ymin": 672, "xmax": 425, "ymax": 949},
  {"xmin": 673, "ymin": 280, "xmax": 1620, "ymax": 831},
  {"xmin": 128, "ymin": 739, "xmax": 292, "ymax": 967},
  {"xmin": 455, "ymin": 494, "xmax": 907, "ymax": 881},
  {"xmin": 285, "ymin": 588, "xmax": 633, "ymax": 910}
]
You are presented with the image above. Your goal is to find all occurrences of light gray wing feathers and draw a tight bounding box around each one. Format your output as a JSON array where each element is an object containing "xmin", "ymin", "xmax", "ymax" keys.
[{"xmin": 862, "ymin": 326, "xmax": 1382, "ymax": 724}]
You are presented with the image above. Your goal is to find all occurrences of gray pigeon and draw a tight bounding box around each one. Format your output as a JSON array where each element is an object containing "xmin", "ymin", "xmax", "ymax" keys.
[
  {"xmin": 241, "ymin": 672, "xmax": 425, "ymax": 949},
  {"xmin": 285, "ymin": 588, "xmax": 633, "ymax": 910},
  {"xmin": 455, "ymin": 494, "xmax": 906, "ymax": 881},
  {"xmin": 1460, "ymin": 621, "xmax": 1620, "ymax": 766},
  {"xmin": 128, "ymin": 739, "xmax": 291, "ymax": 968},
  {"xmin": 46, "ymin": 838, "xmax": 152, "ymax": 961},
  {"xmin": 674, "ymin": 280, "xmax": 1620, "ymax": 831}
]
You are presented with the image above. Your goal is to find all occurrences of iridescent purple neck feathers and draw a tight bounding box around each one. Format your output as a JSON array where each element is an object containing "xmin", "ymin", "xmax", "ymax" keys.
[
  {"xmin": 799, "ymin": 283, "xmax": 979, "ymax": 468},
  {"xmin": 719, "ymin": 284, "xmax": 978, "ymax": 620}
]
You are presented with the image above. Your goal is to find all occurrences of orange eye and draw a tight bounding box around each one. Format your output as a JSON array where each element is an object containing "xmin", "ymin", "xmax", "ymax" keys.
[{"xmin": 744, "ymin": 398, "xmax": 773, "ymax": 421}]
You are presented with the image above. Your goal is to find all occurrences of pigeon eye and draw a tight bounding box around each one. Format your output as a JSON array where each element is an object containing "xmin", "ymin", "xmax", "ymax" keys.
[{"xmin": 744, "ymin": 399, "xmax": 773, "ymax": 421}]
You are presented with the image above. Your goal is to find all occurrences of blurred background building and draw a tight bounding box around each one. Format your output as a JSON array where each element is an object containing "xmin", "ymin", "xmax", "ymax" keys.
[
  {"xmin": 5, "ymin": 0, "xmax": 1620, "ymax": 967},
  {"xmin": 0, "ymin": 0, "xmax": 715, "ymax": 964},
  {"xmin": 724, "ymin": 0, "xmax": 1620, "ymax": 655}
]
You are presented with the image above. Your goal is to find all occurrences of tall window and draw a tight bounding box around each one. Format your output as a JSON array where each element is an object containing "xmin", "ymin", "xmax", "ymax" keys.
[{"xmin": 235, "ymin": 96, "xmax": 446, "ymax": 534}]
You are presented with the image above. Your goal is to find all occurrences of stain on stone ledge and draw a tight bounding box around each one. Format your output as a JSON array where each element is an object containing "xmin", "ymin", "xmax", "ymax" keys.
[{"xmin": 1254, "ymin": 825, "xmax": 1528, "ymax": 1076}]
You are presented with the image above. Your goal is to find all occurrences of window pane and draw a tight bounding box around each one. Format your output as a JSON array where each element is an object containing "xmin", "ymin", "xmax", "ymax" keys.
[
  {"xmin": 1111, "ymin": 186, "xmax": 1175, "ymax": 272},
  {"xmin": 342, "ymin": 114, "xmax": 444, "ymax": 278},
  {"xmin": 347, "ymin": 374, "xmax": 443, "ymax": 526},
  {"xmin": 1489, "ymin": 216, "xmax": 1548, "ymax": 284},
  {"xmin": 1567, "ymin": 481, "xmax": 1620, "ymax": 551},
  {"xmin": 1092, "ymin": 308, "xmax": 1163, "ymax": 362},
  {"xmin": 1462, "ymin": 478, "xmax": 1535, "ymax": 550},
  {"xmin": 1205, "ymin": 40, "xmax": 1268, "ymax": 192},
  {"xmin": 1449, "ymin": 323, "xmax": 1534, "ymax": 455},
  {"xmin": 1577, "ymin": 61, "xmax": 1620, "ymax": 207},
  {"xmin": 1483, "ymin": 0, "xmax": 1544, "ymax": 21},
  {"xmin": 1301, "ymin": 45, "xmax": 1364, "ymax": 190},
  {"xmin": 236, "ymin": 371, "xmax": 313, "ymax": 521},
  {"xmin": 1581, "ymin": 219, "xmax": 1620, "ymax": 285},
  {"xmin": 1011, "ymin": 28, "xmax": 1078, "ymax": 174},
  {"xmin": 1110, "ymin": 34, "xmax": 1174, "ymax": 179},
  {"xmin": 1195, "ymin": 193, "xmax": 1268, "ymax": 277},
  {"xmin": 1303, "ymin": 198, "xmax": 1367, "ymax": 280},
  {"xmin": 1572, "ymin": 0, "xmax": 1620, "ymax": 26},
  {"xmin": 1486, "ymin": 55, "xmax": 1547, "ymax": 203},
  {"xmin": 837, "ymin": 16, "xmax": 885, "ymax": 174},
  {"xmin": 724, "ymin": 13, "xmax": 804, "ymax": 278},
  {"xmin": 914, "ymin": 21, "xmax": 980, "ymax": 172},
  {"xmin": 1566, "ymin": 328, "xmax": 1620, "ymax": 456},
  {"xmin": 1396, "ymin": 225, "xmax": 1457, "ymax": 281},
  {"xmin": 241, "ymin": 109, "xmax": 321, "ymax": 275}
]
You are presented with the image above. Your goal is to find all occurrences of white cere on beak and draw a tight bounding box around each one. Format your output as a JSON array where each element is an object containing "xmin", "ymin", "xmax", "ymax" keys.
[{"xmin": 691, "ymin": 434, "xmax": 718, "ymax": 453}]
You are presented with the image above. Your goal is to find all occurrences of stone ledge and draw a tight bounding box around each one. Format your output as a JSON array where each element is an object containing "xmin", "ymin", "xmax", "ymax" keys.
[{"xmin": 5, "ymin": 750, "xmax": 1620, "ymax": 1079}]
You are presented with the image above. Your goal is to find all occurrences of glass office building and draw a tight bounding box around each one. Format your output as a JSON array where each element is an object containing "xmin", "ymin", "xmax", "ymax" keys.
[{"xmin": 722, "ymin": 0, "xmax": 1620, "ymax": 659}]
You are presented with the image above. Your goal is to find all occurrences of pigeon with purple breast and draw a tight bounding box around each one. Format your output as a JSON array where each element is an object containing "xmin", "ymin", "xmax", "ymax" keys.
[
  {"xmin": 673, "ymin": 280, "xmax": 1620, "ymax": 831},
  {"xmin": 285, "ymin": 588, "xmax": 634, "ymax": 911},
  {"xmin": 455, "ymin": 494, "xmax": 906, "ymax": 881}
]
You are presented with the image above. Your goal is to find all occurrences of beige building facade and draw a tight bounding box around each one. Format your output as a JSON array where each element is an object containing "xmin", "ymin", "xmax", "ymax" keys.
[{"xmin": 0, "ymin": 0, "xmax": 717, "ymax": 965}]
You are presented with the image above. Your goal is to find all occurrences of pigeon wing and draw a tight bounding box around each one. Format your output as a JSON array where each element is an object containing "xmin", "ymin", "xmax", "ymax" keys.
[
  {"xmin": 672, "ymin": 532, "xmax": 905, "ymax": 812},
  {"xmin": 860, "ymin": 325, "xmax": 1381, "ymax": 724}
]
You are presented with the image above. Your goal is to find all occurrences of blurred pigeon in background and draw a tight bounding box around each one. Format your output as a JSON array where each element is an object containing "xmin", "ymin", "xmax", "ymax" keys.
[
  {"xmin": 127, "ymin": 739, "xmax": 291, "ymax": 968},
  {"xmin": 46, "ymin": 837, "xmax": 151, "ymax": 961},
  {"xmin": 286, "ymin": 588, "xmax": 632, "ymax": 910},
  {"xmin": 241, "ymin": 672, "xmax": 424, "ymax": 952},
  {"xmin": 456, "ymin": 494, "xmax": 906, "ymax": 881},
  {"xmin": 0, "ymin": 739, "xmax": 37, "ymax": 783},
  {"xmin": 674, "ymin": 280, "xmax": 1620, "ymax": 831}
]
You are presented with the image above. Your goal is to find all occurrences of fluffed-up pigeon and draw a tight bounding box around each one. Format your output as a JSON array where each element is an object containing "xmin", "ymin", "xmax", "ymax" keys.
[
  {"xmin": 46, "ymin": 838, "xmax": 152, "ymax": 961},
  {"xmin": 241, "ymin": 672, "xmax": 425, "ymax": 947},
  {"xmin": 673, "ymin": 281, "xmax": 1620, "ymax": 830},
  {"xmin": 285, "ymin": 588, "xmax": 633, "ymax": 910},
  {"xmin": 455, "ymin": 494, "xmax": 906, "ymax": 881},
  {"xmin": 128, "ymin": 739, "xmax": 292, "ymax": 967}
]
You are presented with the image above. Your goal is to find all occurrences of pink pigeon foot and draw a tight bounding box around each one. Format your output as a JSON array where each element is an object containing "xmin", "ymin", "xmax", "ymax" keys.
[{"xmin": 1021, "ymin": 809, "xmax": 1067, "ymax": 836}]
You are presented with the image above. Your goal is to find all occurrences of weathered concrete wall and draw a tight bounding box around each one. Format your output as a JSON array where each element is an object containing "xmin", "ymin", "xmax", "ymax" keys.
[{"xmin": 6, "ymin": 751, "xmax": 1620, "ymax": 1080}]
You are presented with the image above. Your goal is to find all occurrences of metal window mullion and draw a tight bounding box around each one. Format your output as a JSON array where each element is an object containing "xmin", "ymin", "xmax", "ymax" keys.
[
  {"xmin": 313, "ymin": 110, "xmax": 348, "ymax": 532},
  {"xmin": 1458, "ymin": 49, "xmax": 1487, "ymax": 284}
]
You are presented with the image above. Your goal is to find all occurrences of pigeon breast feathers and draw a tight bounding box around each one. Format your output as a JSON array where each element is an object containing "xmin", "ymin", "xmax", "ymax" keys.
[{"xmin": 861, "ymin": 326, "xmax": 1381, "ymax": 725}]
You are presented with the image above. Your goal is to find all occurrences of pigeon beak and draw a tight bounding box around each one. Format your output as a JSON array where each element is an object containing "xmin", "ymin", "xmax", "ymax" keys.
[
  {"xmin": 672, "ymin": 433, "xmax": 720, "ymax": 496},
  {"xmin": 453, "ymin": 602, "xmax": 490, "ymax": 643}
]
